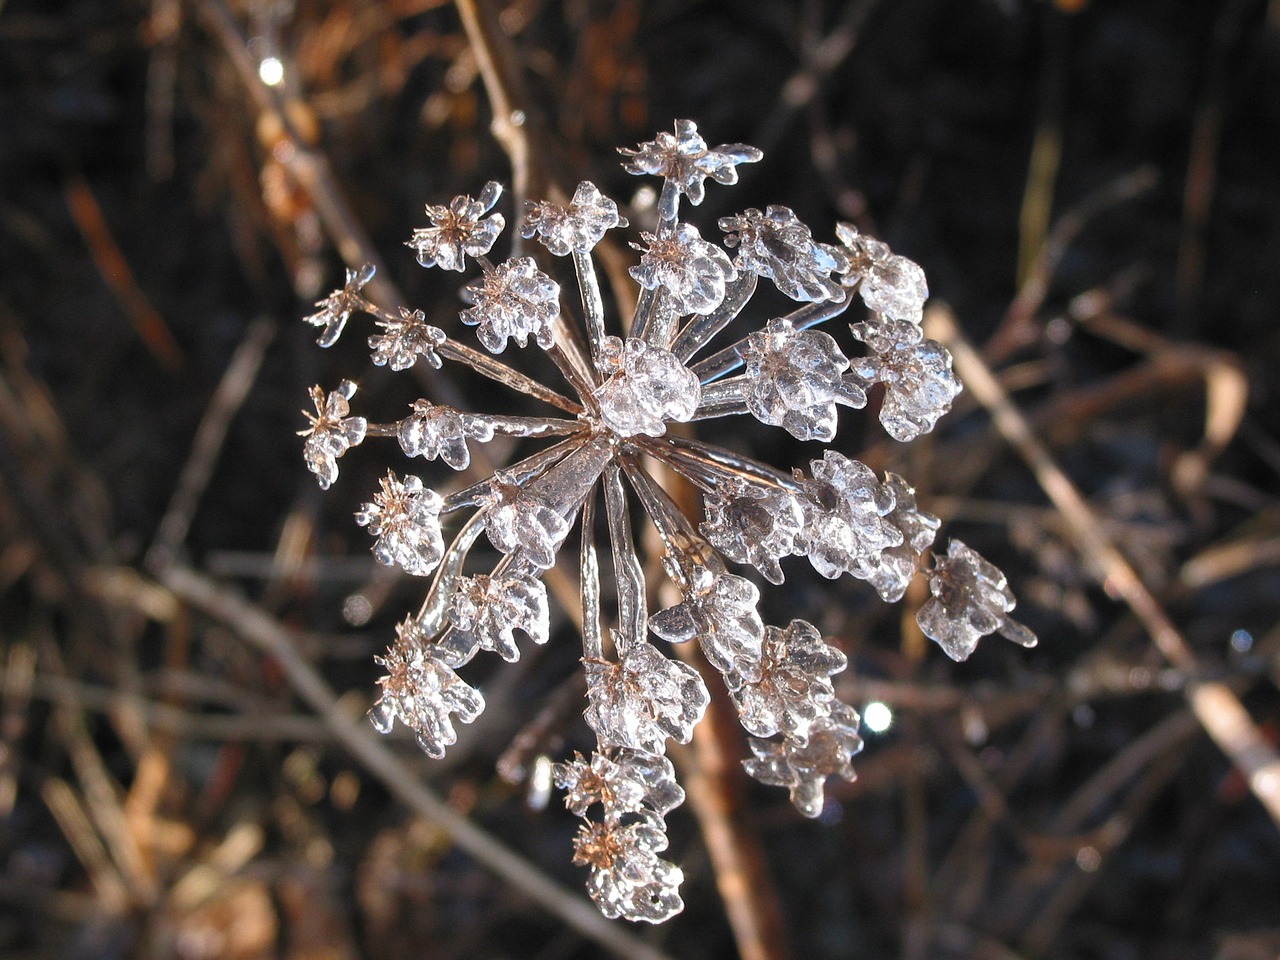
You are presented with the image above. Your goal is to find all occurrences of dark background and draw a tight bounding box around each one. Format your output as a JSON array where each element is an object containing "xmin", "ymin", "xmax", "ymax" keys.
[{"xmin": 2, "ymin": 1, "xmax": 1279, "ymax": 958}]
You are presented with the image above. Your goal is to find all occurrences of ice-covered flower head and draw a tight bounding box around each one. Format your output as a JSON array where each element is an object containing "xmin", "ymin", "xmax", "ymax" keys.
[{"xmin": 298, "ymin": 120, "xmax": 1035, "ymax": 923}]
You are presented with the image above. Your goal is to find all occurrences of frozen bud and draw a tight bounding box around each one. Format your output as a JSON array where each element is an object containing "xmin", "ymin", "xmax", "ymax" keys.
[
  {"xmin": 629, "ymin": 221, "xmax": 737, "ymax": 316},
  {"xmin": 741, "ymin": 316, "xmax": 866, "ymax": 442},
  {"xmin": 522, "ymin": 181, "xmax": 628, "ymax": 256},
  {"xmin": 858, "ymin": 473, "xmax": 940, "ymax": 603},
  {"xmin": 731, "ymin": 619, "xmax": 847, "ymax": 741},
  {"xmin": 304, "ymin": 263, "xmax": 375, "ymax": 347},
  {"xmin": 917, "ymin": 539, "xmax": 1037, "ymax": 661},
  {"xmin": 719, "ymin": 206, "xmax": 849, "ymax": 303},
  {"xmin": 554, "ymin": 749, "xmax": 684, "ymax": 819},
  {"xmin": 701, "ymin": 477, "xmax": 804, "ymax": 585},
  {"xmin": 481, "ymin": 475, "xmax": 570, "ymax": 571},
  {"xmin": 444, "ymin": 573, "xmax": 549, "ymax": 663},
  {"xmin": 298, "ymin": 380, "xmax": 366, "ymax": 490},
  {"xmin": 572, "ymin": 810, "xmax": 684, "ymax": 923},
  {"xmin": 851, "ymin": 336, "xmax": 961, "ymax": 442},
  {"xmin": 651, "ymin": 566, "xmax": 765, "ymax": 683},
  {"xmin": 368, "ymin": 621, "xmax": 485, "ymax": 759},
  {"xmin": 407, "ymin": 181, "xmax": 504, "ymax": 271},
  {"xmin": 398, "ymin": 400, "xmax": 494, "ymax": 471},
  {"xmin": 368, "ymin": 307, "xmax": 445, "ymax": 371},
  {"xmin": 849, "ymin": 314, "xmax": 923, "ymax": 354},
  {"xmin": 836, "ymin": 223, "xmax": 929, "ymax": 323},
  {"xmin": 596, "ymin": 337, "xmax": 701, "ymax": 438},
  {"xmin": 744, "ymin": 701, "xmax": 863, "ymax": 818},
  {"xmin": 798, "ymin": 451, "xmax": 903, "ymax": 581},
  {"xmin": 355, "ymin": 472, "xmax": 445, "ymax": 577},
  {"xmin": 584, "ymin": 639, "xmax": 710, "ymax": 755},
  {"xmin": 461, "ymin": 257, "xmax": 561, "ymax": 354},
  {"xmin": 619, "ymin": 119, "xmax": 762, "ymax": 212}
]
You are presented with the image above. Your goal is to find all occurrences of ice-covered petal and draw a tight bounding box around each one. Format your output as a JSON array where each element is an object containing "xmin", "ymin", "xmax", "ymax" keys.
[
  {"xmin": 298, "ymin": 380, "xmax": 367, "ymax": 490},
  {"xmin": 355, "ymin": 472, "xmax": 445, "ymax": 576},
  {"xmin": 851, "ymin": 336, "xmax": 961, "ymax": 442},
  {"xmin": 481, "ymin": 477, "xmax": 571, "ymax": 571},
  {"xmin": 596, "ymin": 337, "xmax": 701, "ymax": 438},
  {"xmin": 368, "ymin": 307, "xmax": 445, "ymax": 371},
  {"xmin": 917, "ymin": 539, "xmax": 1037, "ymax": 661},
  {"xmin": 700, "ymin": 477, "xmax": 804, "ymax": 585},
  {"xmin": 619, "ymin": 119, "xmax": 762, "ymax": 210},
  {"xmin": 554, "ymin": 749, "xmax": 684, "ymax": 819},
  {"xmin": 572, "ymin": 810, "xmax": 684, "ymax": 923},
  {"xmin": 397, "ymin": 399, "xmax": 494, "ymax": 471},
  {"xmin": 584, "ymin": 639, "xmax": 710, "ymax": 754},
  {"xmin": 719, "ymin": 206, "xmax": 848, "ymax": 303},
  {"xmin": 445, "ymin": 573, "xmax": 549, "ymax": 663},
  {"xmin": 522, "ymin": 181, "xmax": 628, "ymax": 256},
  {"xmin": 743, "ymin": 701, "xmax": 863, "ymax": 818},
  {"xmin": 730, "ymin": 619, "xmax": 847, "ymax": 741},
  {"xmin": 460, "ymin": 256, "xmax": 561, "ymax": 353},
  {"xmin": 836, "ymin": 223, "xmax": 929, "ymax": 323},
  {"xmin": 651, "ymin": 565, "xmax": 764, "ymax": 682},
  {"xmin": 629, "ymin": 221, "xmax": 737, "ymax": 317},
  {"xmin": 797, "ymin": 451, "xmax": 902, "ymax": 581},
  {"xmin": 303, "ymin": 263, "xmax": 376, "ymax": 347},
  {"xmin": 407, "ymin": 182, "xmax": 505, "ymax": 271}
]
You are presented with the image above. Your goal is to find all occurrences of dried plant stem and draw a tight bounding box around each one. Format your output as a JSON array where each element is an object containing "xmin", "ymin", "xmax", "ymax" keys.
[
  {"xmin": 161, "ymin": 564, "xmax": 676, "ymax": 960},
  {"xmin": 932, "ymin": 304, "xmax": 1280, "ymax": 829}
]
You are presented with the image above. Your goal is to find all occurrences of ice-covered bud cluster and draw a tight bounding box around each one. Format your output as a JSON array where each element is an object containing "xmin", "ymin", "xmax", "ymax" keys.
[{"xmin": 298, "ymin": 120, "xmax": 1036, "ymax": 922}]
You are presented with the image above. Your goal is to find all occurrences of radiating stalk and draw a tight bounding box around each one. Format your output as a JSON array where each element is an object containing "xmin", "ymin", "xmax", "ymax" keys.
[
  {"xmin": 601, "ymin": 461, "xmax": 646, "ymax": 653},
  {"xmin": 671, "ymin": 273, "xmax": 757, "ymax": 362},
  {"xmin": 579, "ymin": 486, "xmax": 603, "ymax": 661},
  {"xmin": 691, "ymin": 296, "xmax": 852, "ymax": 384},
  {"xmin": 620, "ymin": 456, "xmax": 721, "ymax": 577},
  {"xmin": 439, "ymin": 340, "xmax": 581, "ymax": 413},
  {"xmin": 572, "ymin": 250, "xmax": 609, "ymax": 380},
  {"xmin": 416, "ymin": 511, "xmax": 487, "ymax": 635},
  {"xmin": 442, "ymin": 436, "xmax": 587, "ymax": 513}
]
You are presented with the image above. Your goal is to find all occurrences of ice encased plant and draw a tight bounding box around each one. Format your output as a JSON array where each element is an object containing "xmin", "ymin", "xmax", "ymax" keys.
[{"xmin": 298, "ymin": 120, "xmax": 1036, "ymax": 922}]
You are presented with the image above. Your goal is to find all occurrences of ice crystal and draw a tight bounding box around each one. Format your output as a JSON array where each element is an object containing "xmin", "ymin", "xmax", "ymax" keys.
[
  {"xmin": 299, "ymin": 120, "xmax": 1037, "ymax": 923},
  {"xmin": 304, "ymin": 262, "xmax": 376, "ymax": 347},
  {"xmin": 522, "ymin": 181, "xmax": 628, "ymax": 256},
  {"xmin": 355, "ymin": 472, "xmax": 445, "ymax": 576},
  {"xmin": 298, "ymin": 380, "xmax": 366, "ymax": 490},
  {"xmin": 918, "ymin": 539, "xmax": 1038, "ymax": 661},
  {"xmin": 407, "ymin": 181, "xmax": 504, "ymax": 271},
  {"xmin": 744, "ymin": 702, "xmax": 864, "ymax": 818},
  {"xmin": 369, "ymin": 308, "xmax": 445, "ymax": 370},
  {"xmin": 629, "ymin": 222, "xmax": 737, "ymax": 316},
  {"xmin": 720, "ymin": 206, "xmax": 848, "ymax": 303}
]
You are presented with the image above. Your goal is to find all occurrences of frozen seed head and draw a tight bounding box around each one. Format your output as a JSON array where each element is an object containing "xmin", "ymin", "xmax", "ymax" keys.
[
  {"xmin": 596, "ymin": 337, "xmax": 700, "ymax": 438},
  {"xmin": 522, "ymin": 181, "xmax": 628, "ymax": 256},
  {"xmin": 619, "ymin": 118, "xmax": 762, "ymax": 213},
  {"xmin": 460, "ymin": 256, "xmax": 560, "ymax": 353},
  {"xmin": 407, "ymin": 181, "xmax": 505, "ymax": 271},
  {"xmin": 720, "ymin": 205, "xmax": 849, "ymax": 303},
  {"xmin": 918, "ymin": 539, "xmax": 1038, "ymax": 661},
  {"xmin": 369, "ymin": 308, "xmax": 445, "ymax": 371},
  {"xmin": 629, "ymin": 221, "xmax": 737, "ymax": 316},
  {"xmin": 299, "ymin": 380, "xmax": 366, "ymax": 490},
  {"xmin": 355, "ymin": 472, "xmax": 445, "ymax": 577},
  {"xmin": 304, "ymin": 262, "xmax": 376, "ymax": 347},
  {"xmin": 744, "ymin": 701, "xmax": 863, "ymax": 818},
  {"xmin": 837, "ymin": 222, "xmax": 929, "ymax": 323}
]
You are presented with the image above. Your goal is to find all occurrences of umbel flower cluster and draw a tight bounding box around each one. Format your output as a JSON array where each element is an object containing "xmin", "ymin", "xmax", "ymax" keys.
[{"xmin": 299, "ymin": 120, "xmax": 1036, "ymax": 923}]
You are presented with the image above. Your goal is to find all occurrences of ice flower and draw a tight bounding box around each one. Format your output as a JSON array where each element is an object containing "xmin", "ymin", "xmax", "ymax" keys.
[
  {"xmin": 798, "ymin": 451, "xmax": 903, "ymax": 581},
  {"xmin": 744, "ymin": 701, "xmax": 863, "ymax": 818},
  {"xmin": 482, "ymin": 475, "xmax": 571, "ymax": 571},
  {"xmin": 298, "ymin": 380, "xmax": 366, "ymax": 490},
  {"xmin": 629, "ymin": 222, "xmax": 737, "ymax": 316},
  {"xmin": 398, "ymin": 400, "xmax": 494, "ymax": 471},
  {"xmin": 304, "ymin": 263, "xmax": 375, "ymax": 347},
  {"xmin": 917, "ymin": 539, "xmax": 1038, "ymax": 661},
  {"xmin": 522, "ymin": 181, "xmax": 628, "ymax": 256},
  {"xmin": 461, "ymin": 256, "xmax": 561, "ymax": 353},
  {"xmin": 730, "ymin": 619, "xmax": 847, "ymax": 741},
  {"xmin": 858, "ymin": 473, "xmax": 940, "ymax": 603},
  {"xmin": 700, "ymin": 477, "xmax": 804, "ymax": 585},
  {"xmin": 355, "ymin": 472, "xmax": 445, "ymax": 576},
  {"xmin": 443, "ymin": 573, "xmax": 549, "ymax": 663},
  {"xmin": 720, "ymin": 206, "xmax": 848, "ymax": 303},
  {"xmin": 650, "ymin": 565, "xmax": 764, "ymax": 682},
  {"xmin": 572, "ymin": 810, "xmax": 684, "ymax": 923},
  {"xmin": 851, "ymin": 327, "xmax": 961, "ymax": 442},
  {"xmin": 584, "ymin": 640, "xmax": 710, "ymax": 755},
  {"xmin": 837, "ymin": 222, "xmax": 929, "ymax": 323},
  {"xmin": 619, "ymin": 118, "xmax": 762, "ymax": 212},
  {"xmin": 368, "ymin": 308, "xmax": 445, "ymax": 371},
  {"xmin": 368, "ymin": 621, "xmax": 485, "ymax": 759},
  {"xmin": 555, "ymin": 749, "xmax": 684, "ymax": 819},
  {"xmin": 407, "ymin": 181, "xmax": 505, "ymax": 271},
  {"xmin": 741, "ymin": 316, "xmax": 867, "ymax": 441},
  {"xmin": 596, "ymin": 337, "xmax": 700, "ymax": 437}
]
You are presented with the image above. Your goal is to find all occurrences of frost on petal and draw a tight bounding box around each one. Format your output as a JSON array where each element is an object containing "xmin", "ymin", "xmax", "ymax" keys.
[
  {"xmin": 719, "ymin": 206, "xmax": 849, "ymax": 303},
  {"xmin": 368, "ymin": 621, "xmax": 485, "ymax": 759},
  {"xmin": 618, "ymin": 119, "xmax": 762, "ymax": 208},
  {"xmin": 651, "ymin": 565, "xmax": 764, "ymax": 683},
  {"xmin": 836, "ymin": 223, "xmax": 929, "ymax": 323},
  {"xmin": 397, "ymin": 399, "xmax": 494, "ymax": 471},
  {"xmin": 628, "ymin": 222, "xmax": 737, "ymax": 316},
  {"xmin": 798, "ymin": 451, "xmax": 903, "ymax": 581},
  {"xmin": 481, "ymin": 477, "xmax": 571, "ymax": 571},
  {"xmin": 596, "ymin": 337, "xmax": 701, "ymax": 437},
  {"xmin": 445, "ymin": 573, "xmax": 549, "ymax": 663},
  {"xmin": 741, "ymin": 316, "xmax": 866, "ymax": 442},
  {"xmin": 730, "ymin": 619, "xmax": 847, "ymax": 741},
  {"xmin": 407, "ymin": 181, "xmax": 505, "ymax": 272},
  {"xmin": 521, "ymin": 181, "xmax": 628, "ymax": 256},
  {"xmin": 584, "ymin": 640, "xmax": 710, "ymax": 755},
  {"xmin": 303, "ymin": 263, "xmax": 375, "ymax": 348},
  {"xmin": 355, "ymin": 472, "xmax": 445, "ymax": 576},
  {"xmin": 856, "ymin": 472, "xmax": 940, "ymax": 603},
  {"xmin": 369, "ymin": 308, "xmax": 445, "ymax": 371},
  {"xmin": 743, "ymin": 701, "xmax": 863, "ymax": 818},
  {"xmin": 460, "ymin": 257, "xmax": 561, "ymax": 353},
  {"xmin": 554, "ymin": 749, "xmax": 684, "ymax": 819},
  {"xmin": 851, "ymin": 335, "xmax": 961, "ymax": 442},
  {"xmin": 573, "ymin": 811, "xmax": 684, "ymax": 923},
  {"xmin": 917, "ymin": 539, "xmax": 1037, "ymax": 661},
  {"xmin": 700, "ymin": 477, "xmax": 804, "ymax": 585},
  {"xmin": 298, "ymin": 380, "xmax": 367, "ymax": 490}
]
